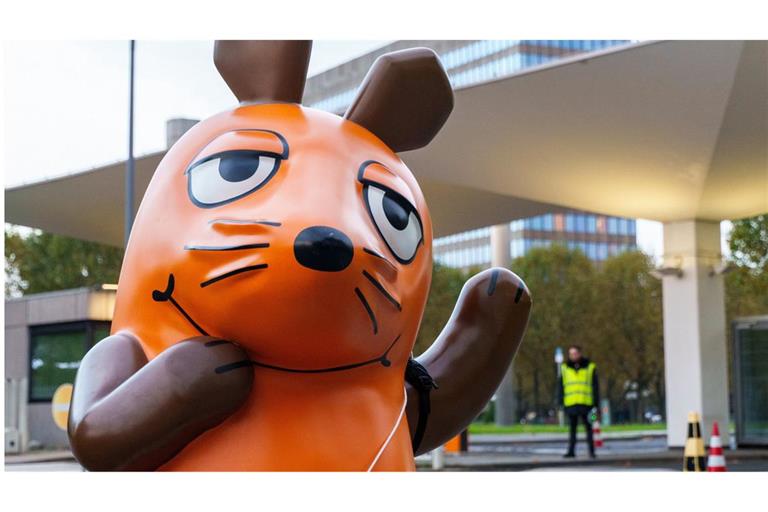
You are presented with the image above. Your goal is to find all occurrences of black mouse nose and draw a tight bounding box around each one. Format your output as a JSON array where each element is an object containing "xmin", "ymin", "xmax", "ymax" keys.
[{"xmin": 294, "ymin": 226, "xmax": 354, "ymax": 272}]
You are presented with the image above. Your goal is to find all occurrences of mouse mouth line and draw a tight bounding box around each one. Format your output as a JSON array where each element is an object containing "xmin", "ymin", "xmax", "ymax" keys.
[
  {"xmin": 213, "ymin": 335, "xmax": 400, "ymax": 374},
  {"xmin": 151, "ymin": 273, "xmax": 401, "ymax": 374}
]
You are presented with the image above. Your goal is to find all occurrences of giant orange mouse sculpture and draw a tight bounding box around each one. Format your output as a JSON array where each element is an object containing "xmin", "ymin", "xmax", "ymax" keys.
[{"xmin": 68, "ymin": 40, "xmax": 532, "ymax": 471}]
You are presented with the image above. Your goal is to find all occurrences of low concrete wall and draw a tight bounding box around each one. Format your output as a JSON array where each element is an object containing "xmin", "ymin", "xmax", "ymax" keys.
[{"xmin": 28, "ymin": 403, "xmax": 69, "ymax": 448}]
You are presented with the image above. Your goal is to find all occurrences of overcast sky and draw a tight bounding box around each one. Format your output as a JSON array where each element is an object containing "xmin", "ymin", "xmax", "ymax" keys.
[
  {"xmin": 4, "ymin": 40, "xmax": 732, "ymax": 258},
  {"xmin": 3, "ymin": 40, "xmax": 390, "ymax": 186}
]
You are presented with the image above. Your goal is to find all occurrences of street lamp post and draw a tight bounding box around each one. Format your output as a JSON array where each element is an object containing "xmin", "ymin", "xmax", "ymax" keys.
[
  {"xmin": 124, "ymin": 40, "xmax": 136, "ymax": 247},
  {"xmin": 554, "ymin": 347, "xmax": 564, "ymax": 427}
]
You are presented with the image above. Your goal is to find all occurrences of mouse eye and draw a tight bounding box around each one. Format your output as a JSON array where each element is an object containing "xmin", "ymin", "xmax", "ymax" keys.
[
  {"xmin": 186, "ymin": 150, "xmax": 281, "ymax": 207},
  {"xmin": 364, "ymin": 184, "xmax": 423, "ymax": 263}
]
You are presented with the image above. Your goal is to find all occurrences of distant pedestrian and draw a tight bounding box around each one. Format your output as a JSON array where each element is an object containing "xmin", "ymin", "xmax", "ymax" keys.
[{"xmin": 558, "ymin": 345, "xmax": 600, "ymax": 458}]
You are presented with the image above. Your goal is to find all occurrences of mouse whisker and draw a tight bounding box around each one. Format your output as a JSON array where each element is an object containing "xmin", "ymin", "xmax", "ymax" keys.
[
  {"xmin": 185, "ymin": 243, "xmax": 269, "ymax": 251},
  {"xmin": 209, "ymin": 218, "xmax": 281, "ymax": 227},
  {"xmin": 362, "ymin": 270, "xmax": 401, "ymax": 311},
  {"xmin": 354, "ymin": 287, "xmax": 378, "ymax": 335},
  {"xmin": 200, "ymin": 264, "xmax": 268, "ymax": 288}
]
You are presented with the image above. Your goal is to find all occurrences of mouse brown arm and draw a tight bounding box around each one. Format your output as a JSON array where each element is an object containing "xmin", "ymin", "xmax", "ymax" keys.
[
  {"xmin": 406, "ymin": 267, "xmax": 532, "ymax": 455},
  {"xmin": 68, "ymin": 332, "xmax": 253, "ymax": 471}
]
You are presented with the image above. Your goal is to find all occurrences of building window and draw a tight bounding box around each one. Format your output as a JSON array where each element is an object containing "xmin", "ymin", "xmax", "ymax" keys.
[
  {"xmin": 607, "ymin": 217, "xmax": 619, "ymax": 234},
  {"xmin": 596, "ymin": 216, "xmax": 607, "ymax": 233},
  {"xmin": 598, "ymin": 243, "xmax": 609, "ymax": 260},
  {"xmin": 575, "ymin": 215, "xmax": 587, "ymax": 233},
  {"xmin": 554, "ymin": 214, "xmax": 564, "ymax": 231},
  {"xmin": 29, "ymin": 321, "xmax": 110, "ymax": 402},
  {"xmin": 565, "ymin": 214, "xmax": 575, "ymax": 232},
  {"xmin": 587, "ymin": 242, "xmax": 598, "ymax": 259},
  {"xmin": 586, "ymin": 216, "xmax": 597, "ymax": 233}
]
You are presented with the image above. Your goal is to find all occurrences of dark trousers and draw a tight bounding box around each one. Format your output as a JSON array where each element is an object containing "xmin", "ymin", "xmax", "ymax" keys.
[{"xmin": 565, "ymin": 405, "xmax": 594, "ymax": 455}]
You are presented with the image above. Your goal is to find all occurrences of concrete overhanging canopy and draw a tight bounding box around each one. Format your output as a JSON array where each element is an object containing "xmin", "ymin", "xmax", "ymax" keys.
[
  {"xmin": 404, "ymin": 40, "xmax": 767, "ymax": 225},
  {"xmin": 6, "ymin": 41, "xmax": 767, "ymax": 248},
  {"xmin": 6, "ymin": 153, "xmax": 164, "ymax": 247}
]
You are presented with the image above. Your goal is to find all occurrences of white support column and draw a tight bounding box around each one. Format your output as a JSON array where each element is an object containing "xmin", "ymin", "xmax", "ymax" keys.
[
  {"xmin": 490, "ymin": 223, "xmax": 516, "ymax": 425},
  {"xmin": 661, "ymin": 220, "xmax": 730, "ymax": 447}
]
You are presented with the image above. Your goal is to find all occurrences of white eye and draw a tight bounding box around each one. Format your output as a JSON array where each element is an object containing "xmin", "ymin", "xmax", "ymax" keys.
[
  {"xmin": 187, "ymin": 150, "xmax": 281, "ymax": 207},
  {"xmin": 364, "ymin": 184, "xmax": 423, "ymax": 263}
]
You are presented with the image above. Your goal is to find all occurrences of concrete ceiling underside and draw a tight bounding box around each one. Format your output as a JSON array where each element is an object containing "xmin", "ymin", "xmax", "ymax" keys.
[{"xmin": 404, "ymin": 40, "xmax": 767, "ymax": 225}]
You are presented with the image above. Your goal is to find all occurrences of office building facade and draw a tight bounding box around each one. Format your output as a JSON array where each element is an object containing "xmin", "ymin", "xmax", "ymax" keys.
[{"xmin": 435, "ymin": 211, "xmax": 637, "ymax": 270}]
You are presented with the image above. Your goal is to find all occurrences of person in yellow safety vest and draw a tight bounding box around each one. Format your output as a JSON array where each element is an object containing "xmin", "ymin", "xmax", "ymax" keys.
[{"xmin": 557, "ymin": 345, "xmax": 600, "ymax": 458}]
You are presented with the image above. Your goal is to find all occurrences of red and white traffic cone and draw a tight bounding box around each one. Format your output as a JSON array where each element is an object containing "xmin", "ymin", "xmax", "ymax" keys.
[
  {"xmin": 593, "ymin": 420, "xmax": 603, "ymax": 449},
  {"xmin": 707, "ymin": 421, "xmax": 726, "ymax": 471}
]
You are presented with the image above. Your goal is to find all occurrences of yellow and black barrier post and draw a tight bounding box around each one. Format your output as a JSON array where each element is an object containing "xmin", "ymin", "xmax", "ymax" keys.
[{"xmin": 683, "ymin": 411, "xmax": 706, "ymax": 471}]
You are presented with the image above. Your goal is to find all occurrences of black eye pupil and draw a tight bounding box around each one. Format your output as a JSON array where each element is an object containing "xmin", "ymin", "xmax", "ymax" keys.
[
  {"xmin": 382, "ymin": 192, "xmax": 410, "ymax": 230},
  {"xmin": 218, "ymin": 154, "xmax": 259, "ymax": 182}
]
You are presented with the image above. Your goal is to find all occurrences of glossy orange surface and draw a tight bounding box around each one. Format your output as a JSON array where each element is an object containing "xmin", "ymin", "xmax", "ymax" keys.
[{"xmin": 111, "ymin": 104, "xmax": 433, "ymax": 470}]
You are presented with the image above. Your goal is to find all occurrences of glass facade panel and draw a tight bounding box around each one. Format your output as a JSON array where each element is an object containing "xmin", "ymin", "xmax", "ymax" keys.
[
  {"xmin": 598, "ymin": 243, "xmax": 608, "ymax": 260},
  {"xmin": 587, "ymin": 216, "xmax": 597, "ymax": 233},
  {"xmin": 575, "ymin": 215, "xmax": 586, "ymax": 233},
  {"xmin": 29, "ymin": 321, "xmax": 110, "ymax": 401},
  {"xmin": 608, "ymin": 217, "xmax": 618, "ymax": 234},
  {"xmin": 735, "ymin": 323, "xmax": 768, "ymax": 444},
  {"xmin": 30, "ymin": 329, "xmax": 85, "ymax": 401}
]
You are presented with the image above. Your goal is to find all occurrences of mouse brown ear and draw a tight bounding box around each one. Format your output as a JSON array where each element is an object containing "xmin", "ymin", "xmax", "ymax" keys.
[
  {"xmin": 344, "ymin": 48, "xmax": 453, "ymax": 152},
  {"xmin": 214, "ymin": 40, "xmax": 312, "ymax": 104}
]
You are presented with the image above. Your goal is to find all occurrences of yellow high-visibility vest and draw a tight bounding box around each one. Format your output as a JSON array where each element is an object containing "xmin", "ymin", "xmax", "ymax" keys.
[{"xmin": 561, "ymin": 362, "xmax": 595, "ymax": 407}]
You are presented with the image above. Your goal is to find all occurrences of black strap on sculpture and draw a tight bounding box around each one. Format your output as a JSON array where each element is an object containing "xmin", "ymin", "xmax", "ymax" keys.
[{"xmin": 404, "ymin": 358, "xmax": 438, "ymax": 453}]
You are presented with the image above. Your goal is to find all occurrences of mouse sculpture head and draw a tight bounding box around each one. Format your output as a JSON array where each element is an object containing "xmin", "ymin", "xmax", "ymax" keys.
[{"xmin": 113, "ymin": 41, "xmax": 454, "ymax": 375}]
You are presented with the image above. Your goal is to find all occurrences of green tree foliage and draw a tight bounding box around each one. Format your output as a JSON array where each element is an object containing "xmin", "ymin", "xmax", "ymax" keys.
[
  {"xmin": 414, "ymin": 246, "xmax": 668, "ymax": 423},
  {"xmin": 592, "ymin": 251, "xmax": 664, "ymax": 422},
  {"xmin": 725, "ymin": 267, "xmax": 768, "ymax": 320},
  {"xmin": 728, "ymin": 214, "xmax": 768, "ymax": 271},
  {"xmin": 725, "ymin": 214, "xmax": 768, "ymax": 344},
  {"xmin": 414, "ymin": 263, "xmax": 466, "ymax": 355},
  {"xmin": 5, "ymin": 226, "xmax": 124, "ymax": 296},
  {"xmin": 510, "ymin": 245, "xmax": 598, "ymax": 417}
]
